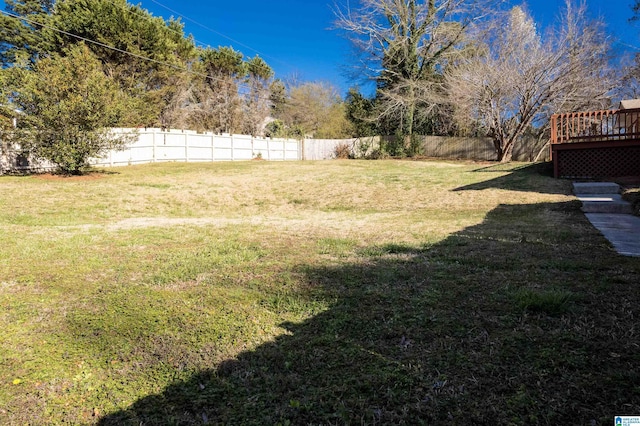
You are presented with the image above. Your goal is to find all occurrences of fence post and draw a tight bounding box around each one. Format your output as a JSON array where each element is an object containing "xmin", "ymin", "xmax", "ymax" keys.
[
  {"xmin": 211, "ymin": 132, "xmax": 216, "ymax": 162},
  {"xmin": 185, "ymin": 132, "xmax": 189, "ymax": 162},
  {"xmin": 266, "ymin": 137, "xmax": 271, "ymax": 160},
  {"xmin": 152, "ymin": 130, "xmax": 157, "ymax": 163},
  {"xmin": 230, "ymin": 134, "xmax": 235, "ymax": 161}
]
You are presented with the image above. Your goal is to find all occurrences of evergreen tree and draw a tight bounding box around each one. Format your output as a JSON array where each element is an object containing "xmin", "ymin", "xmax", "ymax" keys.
[
  {"xmin": 11, "ymin": 44, "xmax": 132, "ymax": 174},
  {"xmin": 200, "ymin": 46, "xmax": 246, "ymax": 134},
  {"xmin": 46, "ymin": 0, "xmax": 196, "ymax": 126},
  {"xmin": 244, "ymin": 56, "xmax": 273, "ymax": 136},
  {"xmin": 0, "ymin": 0, "xmax": 52, "ymax": 66},
  {"xmin": 345, "ymin": 88, "xmax": 377, "ymax": 137}
]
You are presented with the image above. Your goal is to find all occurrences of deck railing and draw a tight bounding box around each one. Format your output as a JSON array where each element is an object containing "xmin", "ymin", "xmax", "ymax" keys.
[{"xmin": 551, "ymin": 108, "xmax": 640, "ymax": 144}]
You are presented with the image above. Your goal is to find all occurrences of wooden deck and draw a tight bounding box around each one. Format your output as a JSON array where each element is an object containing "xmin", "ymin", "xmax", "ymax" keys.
[{"xmin": 550, "ymin": 108, "xmax": 640, "ymax": 178}]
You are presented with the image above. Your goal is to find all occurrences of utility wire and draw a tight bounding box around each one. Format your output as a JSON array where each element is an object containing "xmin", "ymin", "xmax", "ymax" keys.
[
  {"xmin": 0, "ymin": 9, "xmax": 277, "ymax": 100},
  {"xmin": 616, "ymin": 40, "xmax": 640, "ymax": 51},
  {"xmin": 105, "ymin": 0, "xmax": 212, "ymax": 50},
  {"xmin": 144, "ymin": 0, "xmax": 296, "ymax": 70},
  {"xmin": 106, "ymin": 0, "xmax": 296, "ymax": 74}
]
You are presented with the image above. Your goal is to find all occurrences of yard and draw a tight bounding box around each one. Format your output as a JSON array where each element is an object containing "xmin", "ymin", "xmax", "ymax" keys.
[{"xmin": 0, "ymin": 160, "xmax": 638, "ymax": 424}]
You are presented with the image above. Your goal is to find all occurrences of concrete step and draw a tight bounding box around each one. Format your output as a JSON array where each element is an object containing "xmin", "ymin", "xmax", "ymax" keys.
[
  {"xmin": 573, "ymin": 182, "xmax": 621, "ymax": 194},
  {"xmin": 576, "ymin": 194, "xmax": 634, "ymax": 214}
]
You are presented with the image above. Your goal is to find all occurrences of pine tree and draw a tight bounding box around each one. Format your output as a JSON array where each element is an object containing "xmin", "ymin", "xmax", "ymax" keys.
[{"xmin": 0, "ymin": 0, "xmax": 52, "ymax": 66}]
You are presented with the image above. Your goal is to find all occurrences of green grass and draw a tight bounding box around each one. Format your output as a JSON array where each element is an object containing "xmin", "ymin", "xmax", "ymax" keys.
[
  {"xmin": 512, "ymin": 288, "xmax": 574, "ymax": 315},
  {"xmin": 1, "ymin": 160, "xmax": 639, "ymax": 424}
]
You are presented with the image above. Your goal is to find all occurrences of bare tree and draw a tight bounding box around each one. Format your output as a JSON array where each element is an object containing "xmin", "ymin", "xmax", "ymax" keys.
[
  {"xmin": 616, "ymin": 0, "xmax": 640, "ymax": 101},
  {"xmin": 158, "ymin": 71, "xmax": 195, "ymax": 130},
  {"xmin": 447, "ymin": 1, "xmax": 615, "ymax": 162},
  {"xmin": 243, "ymin": 56, "xmax": 273, "ymax": 137},
  {"xmin": 157, "ymin": 71, "xmax": 219, "ymax": 132},
  {"xmin": 157, "ymin": 51, "xmax": 279, "ymax": 135},
  {"xmin": 200, "ymin": 47, "xmax": 246, "ymax": 134},
  {"xmin": 275, "ymin": 81, "xmax": 352, "ymax": 138},
  {"xmin": 619, "ymin": 57, "xmax": 640, "ymax": 101},
  {"xmin": 334, "ymin": 0, "xmax": 496, "ymax": 147}
]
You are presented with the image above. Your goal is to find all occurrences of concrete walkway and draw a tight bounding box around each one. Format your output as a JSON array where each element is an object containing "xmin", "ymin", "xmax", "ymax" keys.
[{"xmin": 573, "ymin": 182, "xmax": 640, "ymax": 257}]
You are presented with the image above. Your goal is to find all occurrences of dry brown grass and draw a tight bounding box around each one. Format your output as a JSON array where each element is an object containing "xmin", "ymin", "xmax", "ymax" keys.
[{"xmin": 1, "ymin": 160, "xmax": 638, "ymax": 425}]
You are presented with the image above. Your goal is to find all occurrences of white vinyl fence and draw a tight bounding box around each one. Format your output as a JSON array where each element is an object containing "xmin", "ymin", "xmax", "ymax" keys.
[
  {"xmin": 0, "ymin": 129, "xmax": 549, "ymax": 174},
  {"xmin": 94, "ymin": 128, "xmax": 301, "ymax": 166},
  {"xmin": 0, "ymin": 129, "xmax": 303, "ymax": 173}
]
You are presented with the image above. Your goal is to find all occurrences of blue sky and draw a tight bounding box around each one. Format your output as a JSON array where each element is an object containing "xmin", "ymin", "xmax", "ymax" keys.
[
  {"xmin": 2, "ymin": 0, "xmax": 639, "ymax": 95},
  {"xmin": 133, "ymin": 0, "xmax": 640, "ymax": 94}
]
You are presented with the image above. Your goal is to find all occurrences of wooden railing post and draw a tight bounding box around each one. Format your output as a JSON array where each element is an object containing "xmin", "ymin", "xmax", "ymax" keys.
[{"xmin": 550, "ymin": 108, "xmax": 640, "ymax": 144}]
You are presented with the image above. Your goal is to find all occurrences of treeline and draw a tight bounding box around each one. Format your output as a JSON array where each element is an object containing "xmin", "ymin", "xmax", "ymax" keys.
[
  {"xmin": 0, "ymin": 0, "xmax": 358, "ymax": 173},
  {"xmin": 336, "ymin": 0, "xmax": 640, "ymax": 162},
  {"xmin": 1, "ymin": 0, "xmax": 638, "ymax": 174}
]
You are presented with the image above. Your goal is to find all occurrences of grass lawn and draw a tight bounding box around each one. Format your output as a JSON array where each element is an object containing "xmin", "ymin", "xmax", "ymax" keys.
[{"xmin": 0, "ymin": 160, "xmax": 638, "ymax": 425}]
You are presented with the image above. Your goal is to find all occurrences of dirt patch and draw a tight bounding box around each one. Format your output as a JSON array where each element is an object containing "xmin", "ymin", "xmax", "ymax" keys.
[{"xmin": 35, "ymin": 172, "xmax": 109, "ymax": 181}]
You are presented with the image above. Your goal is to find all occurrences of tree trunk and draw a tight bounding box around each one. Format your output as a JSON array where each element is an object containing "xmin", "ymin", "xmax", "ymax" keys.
[
  {"xmin": 500, "ymin": 139, "xmax": 515, "ymax": 162},
  {"xmin": 493, "ymin": 137, "xmax": 504, "ymax": 161},
  {"xmin": 494, "ymin": 137, "xmax": 514, "ymax": 162},
  {"xmin": 405, "ymin": 88, "xmax": 416, "ymax": 153}
]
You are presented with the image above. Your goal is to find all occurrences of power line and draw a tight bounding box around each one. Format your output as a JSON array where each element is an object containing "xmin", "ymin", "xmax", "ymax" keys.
[
  {"xmin": 105, "ymin": 0, "xmax": 212, "ymax": 50},
  {"xmin": 0, "ymin": 10, "xmax": 198, "ymax": 73},
  {"xmin": 105, "ymin": 0, "xmax": 296, "ymax": 75},
  {"xmin": 144, "ymin": 0, "xmax": 296, "ymax": 70},
  {"xmin": 616, "ymin": 40, "xmax": 640, "ymax": 51},
  {"xmin": 0, "ymin": 9, "xmax": 275, "ymax": 100}
]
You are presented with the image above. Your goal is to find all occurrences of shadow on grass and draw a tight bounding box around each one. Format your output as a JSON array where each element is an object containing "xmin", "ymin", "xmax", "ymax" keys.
[
  {"xmin": 453, "ymin": 162, "xmax": 570, "ymax": 195},
  {"xmin": 99, "ymin": 200, "xmax": 640, "ymax": 425},
  {"xmin": 0, "ymin": 168, "xmax": 120, "ymax": 179}
]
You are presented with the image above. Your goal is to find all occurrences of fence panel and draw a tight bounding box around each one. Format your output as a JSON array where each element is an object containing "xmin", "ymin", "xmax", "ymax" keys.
[
  {"xmin": 188, "ymin": 133, "xmax": 214, "ymax": 162},
  {"xmin": 419, "ymin": 136, "xmax": 496, "ymax": 161},
  {"xmin": 304, "ymin": 138, "xmax": 358, "ymax": 160},
  {"xmin": 1, "ymin": 129, "xmax": 549, "ymax": 174},
  {"xmin": 419, "ymin": 135, "xmax": 548, "ymax": 162},
  {"xmin": 232, "ymin": 135, "xmax": 254, "ymax": 161},
  {"xmin": 268, "ymin": 140, "xmax": 285, "ymax": 161},
  {"xmin": 285, "ymin": 140, "xmax": 301, "ymax": 160},
  {"xmin": 88, "ymin": 130, "xmax": 300, "ymax": 165}
]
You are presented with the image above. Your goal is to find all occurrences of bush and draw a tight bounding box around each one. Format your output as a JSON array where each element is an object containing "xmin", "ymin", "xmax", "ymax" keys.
[
  {"xmin": 333, "ymin": 142, "xmax": 352, "ymax": 159},
  {"xmin": 11, "ymin": 44, "xmax": 132, "ymax": 175},
  {"xmin": 265, "ymin": 119, "xmax": 286, "ymax": 138}
]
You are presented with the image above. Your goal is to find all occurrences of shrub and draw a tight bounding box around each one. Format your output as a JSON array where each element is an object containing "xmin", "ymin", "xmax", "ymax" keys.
[
  {"xmin": 11, "ymin": 44, "xmax": 132, "ymax": 175},
  {"xmin": 333, "ymin": 142, "xmax": 352, "ymax": 159}
]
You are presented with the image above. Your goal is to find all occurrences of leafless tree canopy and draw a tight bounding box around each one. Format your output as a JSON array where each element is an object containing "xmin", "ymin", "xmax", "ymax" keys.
[
  {"xmin": 271, "ymin": 81, "xmax": 353, "ymax": 138},
  {"xmin": 335, "ymin": 0, "xmax": 500, "ymax": 142},
  {"xmin": 447, "ymin": 1, "xmax": 615, "ymax": 161},
  {"xmin": 159, "ymin": 50, "xmax": 275, "ymax": 136}
]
